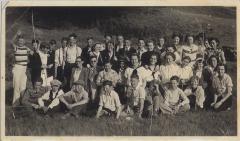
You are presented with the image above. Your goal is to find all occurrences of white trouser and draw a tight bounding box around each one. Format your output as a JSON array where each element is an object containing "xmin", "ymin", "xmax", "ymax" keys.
[{"xmin": 12, "ymin": 64, "xmax": 27, "ymax": 104}]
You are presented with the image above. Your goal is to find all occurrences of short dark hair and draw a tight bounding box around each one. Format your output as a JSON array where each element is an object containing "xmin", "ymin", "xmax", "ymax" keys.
[
  {"xmin": 61, "ymin": 37, "xmax": 68, "ymax": 42},
  {"xmin": 49, "ymin": 39, "xmax": 57, "ymax": 45},
  {"xmin": 210, "ymin": 37, "xmax": 220, "ymax": 46},
  {"xmin": 69, "ymin": 33, "xmax": 77, "ymax": 38},
  {"xmin": 102, "ymin": 80, "xmax": 113, "ymax": 86},
  {"xmin": 40, "ymin": 42, "xmax": 49, "ymax": 49},
  {"xmin": 170, "ymin": 75, "xmax": 180, "ymax": 82},
  {"xmin": 185, "ymin": 33, "xmax": 195, "ymax": 42},
  {"xmin": 217, "ymin": 63, "xmax": 227, "ymax": 72},
  {"xmin": 165, "ymin": 52, "xmax": 176, "ymax": 61},
  {"xmin": 87, "ymin": 36, "xmax": 93, "ymax": 41},
  {"xmin": 32, "ymin": 39, "xmax": 39, "ymax": 44},
  {"xmin": 190, "ymin": 76, "xmax": 199, "ymax": 83},
  {"xmin": 131, "ymin": 73, "xmax": 139, "ymax": 80},
  {"xmin": 208, "ymin": 55, "xmax": 218, "ymax": 65},
  {"xmin": 182, "ymin": 56, "xmax": 191, "ymax": 63}
]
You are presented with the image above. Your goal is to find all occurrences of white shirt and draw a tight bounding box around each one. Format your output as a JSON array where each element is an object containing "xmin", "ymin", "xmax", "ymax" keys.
[
  {"xmin": 159, "ymin": 63, "xmax": 180, "ymax": 84},
  {"xmin": 55, "ymin": 47, "xmax": 64, "ymax": 67},
  {"xmin": 182, "ymin": 44, "xmax": 199, "ymax": 61},
  {"xmin": 73, "ymin": 69, "xmax": 82, "ymax": 83},
  {"xmin": 64, "ymin": 45, "xmax": 82, "ymax": 63},
  {"xmin": 38, "ymin": 50, "xmax": 48, "ymax": 65},
  {"xmin": 178, "ymin": 65, "xmax": 193, "ymax": 80}
]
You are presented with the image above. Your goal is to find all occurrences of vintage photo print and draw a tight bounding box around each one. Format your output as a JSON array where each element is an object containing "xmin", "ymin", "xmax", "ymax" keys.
[{"xmin": 0, "ymin": 0, "xmax": 239, "ymax": 140}]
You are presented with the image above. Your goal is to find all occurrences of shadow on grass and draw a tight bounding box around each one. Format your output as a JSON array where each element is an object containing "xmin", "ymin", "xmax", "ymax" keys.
[{"xmin": 5, "ymin": 88, "xmax": 13, "ymax": 106}]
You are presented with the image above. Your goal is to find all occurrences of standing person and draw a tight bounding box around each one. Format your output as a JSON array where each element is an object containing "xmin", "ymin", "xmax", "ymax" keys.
[
  {"xmin": 47, "ymin": 40, "xmax": 56, "ymax": 78},
  {"xmin": 101, "ymin": 41, "xmax": 118, "ymax": 70},
  {"xmin": 29, "ymin": 39, "xmax": 42, "ymax": 88},
  {"xmin": 89, "ymin": 43, "xmax": 104, "ymax": 68},
  {"xmin": 172, "ymin": 33, "xmax": 183, "ymax": 58},
  {"xmin": 159, "ymin": 76, "xmax": 190, "ymax": 115},
  {"xmin": 184, "ymin": 76, "xmax": 205, "ymax": 110},
  {"xmin": 141, "ymin": 40, "xmax": 158, "ymax": 66},
  {"xmin": 209, "ymin": 37, "xmax": 226, "ymax": 65},
  {"xmin": 182, "ymin": 34, "xmax": 199, "ymax": 67},
  {"xmin": 211, "ymin": 64, "xmax": 233, "ymax": 111},
  {"xmin": 38, "ymin": 42, "xmax": 51, "ymax": 87},
  {"xmin": 59, "ymin": 80, "xmax": 89, "ymax": 119},
  {"xmin": 37, "ymin": 79, "xmax": 64, "ymax": 116},
  {"xmin": 100, "ymin": 34, "xmax": 112, "ymax": 51},
  {"xmin": 96, "ymin": 80, "xmax": 121, "ymax": 119},
  {"xmin": 86, "ymin": 56, "xmax": 101, "ymax": 104},
  {"xmin": 155, "ymin": 36, "xmax": 166, "ymax": 55},
  {"xmin": 81, "ymin": 37, "xmax": 94, "ymax": 66},
  {"xmin": 54, "ymin": 37, "xmax": 68, "ymax": 82},
  {"xmin": 117, "ymin": 38, "xmax": 136, "ymax": 65},
  {"xmin": 64, "ymin": 33, "xmax": 82, "ymax": 91},
  {"xmin": 137, "ymin": 38, "xmax": 147, "ymax": 60},
  {"xmin": 115, "ymin": 34, "xmax": 124, "ymax": 53},
  {"xmin": 11, "ymin": 31, "xmax": 32, "ymax": 105},
  {"xmin": 196, "ymin": 33, "xmax": 206, "ymax": 56},
  {"xmin": 160, "ymin": 45, "xmax": 181, "ymax": 65}
]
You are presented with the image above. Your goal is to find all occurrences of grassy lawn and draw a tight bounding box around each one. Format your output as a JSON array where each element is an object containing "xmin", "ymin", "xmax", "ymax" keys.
[{"xmin": 4, "ymin": 7, "xmax": 237, "ymax": 136}]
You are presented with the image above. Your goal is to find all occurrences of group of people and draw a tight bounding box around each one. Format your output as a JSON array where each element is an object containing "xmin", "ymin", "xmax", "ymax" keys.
[{"xmin": 11, "ymin": 30, "xmax": 233, "ymax": 119}]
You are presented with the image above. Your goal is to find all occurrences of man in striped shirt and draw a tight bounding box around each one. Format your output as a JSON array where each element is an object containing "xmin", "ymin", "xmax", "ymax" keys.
[{"xmin": 11, "ymin": 31, "xmax": 32, "ymax": 105}]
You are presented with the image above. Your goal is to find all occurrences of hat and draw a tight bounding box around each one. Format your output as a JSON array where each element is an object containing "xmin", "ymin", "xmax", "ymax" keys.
[
  {"xmin": 50, "ymin": 79, "xmax": 62, "ymax": 86},
  {"xmin": 73, "ymin": 80, "xmax": 85, "ymax": 86}
]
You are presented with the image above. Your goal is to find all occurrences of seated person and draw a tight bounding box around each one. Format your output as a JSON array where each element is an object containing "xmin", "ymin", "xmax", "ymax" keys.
[
  {"xmin": 178, "ymin": 56, "xmax": 193, "ymax": 90},
  {"xmin": 122, "ymin": 74, "xmax": 145, "ymax": 118},
  {"xmin": 96, "ymin": 80, "xmax": 121, "ymax": 119},
  {"xmin": 159, "ymin": 76, "xmax": 190, "ymax": 115},
  {"xmin": 211, "ymin": 64, "xmax": 233, "ymax": 111},
  {"xmin": 59, "ymin": 80, "xmax": 89, "ymax": 119},
  {"xmin": 184, "ymin": 76, "xmax": 205, "ymax": 110},
  {"xmin": 20, "ymin": 78, "xmax": 49, "ymax": 109},
  {"xmin": 144, "ymin": 80, "xmax": 164, "ymax": 117},
  {"xmin": 96, "ymin": 61, "xmax": 120, "ymax": 87},
  {"xmin": 37, "ymin": 79, "xmax": 64, "ymax": 116}
]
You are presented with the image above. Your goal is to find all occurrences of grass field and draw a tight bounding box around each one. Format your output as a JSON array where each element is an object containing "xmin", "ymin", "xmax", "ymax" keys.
[{"xmin": 5, "ymin": 7, "xmax": 237, "ymax": 136}]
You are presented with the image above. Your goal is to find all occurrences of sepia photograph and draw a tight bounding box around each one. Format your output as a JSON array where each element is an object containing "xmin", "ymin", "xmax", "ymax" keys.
[{"xmin": 1, "ymin": 0, "xmax": 238, "ymax": 138}]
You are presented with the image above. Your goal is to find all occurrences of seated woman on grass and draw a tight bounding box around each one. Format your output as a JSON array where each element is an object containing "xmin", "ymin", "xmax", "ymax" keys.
[
  {"xmin": 159, "ymin": 76, "xmax": 190, "ymax": 115},
  {"xmin": 37, "ymin": 79, "xmax": 64, "ymax": 116},
  {"xmin": 59, "ymin": 80, "xmax": 89, "ymax": 119},
  {"xmin": 211, "ymin": 63, "xmax": 233, "ymax": 112},
  {"xmin": 184, "ymin": 76, "xmax": 205, "ymax": 110},
  {"xmin": 96, "ymin": 80, "xmax": 121, "ymax": 119}
]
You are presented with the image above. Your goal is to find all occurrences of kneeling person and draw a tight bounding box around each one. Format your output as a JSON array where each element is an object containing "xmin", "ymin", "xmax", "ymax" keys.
[
  {"xmin": 37, "ymin": 79, "xmax": 64, "ymax": 115},
  {"xmin": 159, "ymin": 76, "xmax": 190, "ymax": 114},
  {"xmin": 59, "ymin": 80, "xmax": 89, "ymax": 119},
  {"xmin": 96, "ymin": 80, "xmax": 121, "ymax": 119}
]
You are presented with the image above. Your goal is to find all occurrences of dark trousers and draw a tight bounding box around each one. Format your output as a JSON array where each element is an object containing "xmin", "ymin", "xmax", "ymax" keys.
[
  {"xmin": 214, "ymin": 95, "xmax": 232, "ymax": 112},
  {"xmin": 204, "ymin": 86, "xmax": 214, "ymax": 110},
  {"xmin": 64, "ymin": 62, "xmax": 75, "ymax": 91},
  {"xmin": 56, "ymin": 66, "xmax": 64, "ymax": 82},
  {"xmin": 31, "ymin": 69, "xmax": 41, "ymax": 88},
  {"xmin": 114, "ymin": 84, "xmax": 127, "ymax": 105},
  {"xmin": 188, "ymin": 95, "xmax": 197, "ymax": 110}
]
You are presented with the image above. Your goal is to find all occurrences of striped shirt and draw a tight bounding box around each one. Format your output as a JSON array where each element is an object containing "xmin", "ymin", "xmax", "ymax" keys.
[{"xmin": 14, "ymin": 46, "xmax": 30, "ymax": 66}]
